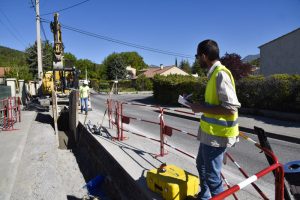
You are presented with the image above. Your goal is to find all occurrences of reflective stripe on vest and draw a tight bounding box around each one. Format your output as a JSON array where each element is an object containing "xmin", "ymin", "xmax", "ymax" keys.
[
  {"xmin": 201, "ymin": 115, "xmax": 238, "ymax": 127},
  {"xmin": 200, "ymin": 64, "xmax": 239, "ymax": 138}
]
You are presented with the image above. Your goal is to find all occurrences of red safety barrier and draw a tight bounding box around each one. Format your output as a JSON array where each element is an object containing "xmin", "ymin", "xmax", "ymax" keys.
[
  {"xmin": 0, "ymin": 97, "xmax": 21, "ymax": 131},
  {"xmin": 109, "ymin": 100, "xmax": 122, "ymax": 140},
  {"xmin": 210, "ymin": 132, "xmax": 285, "ymax": 200},
  {"xmin": 221, "ymin": 172, "xmax": 238, "ymax": 200},
  {"xmin": 105, "ymin": 100, "xmax": 284, "ymax": 199},
  {"xmin": 119, "ymin": 102, "xmax": 167, "ymax": 157},
  {"xmin": 225, "ymin": 152, "xmax": 269, "ymax": 199}
]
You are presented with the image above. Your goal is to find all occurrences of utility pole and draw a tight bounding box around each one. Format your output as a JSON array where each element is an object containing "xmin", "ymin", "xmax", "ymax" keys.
[
  {"xmin": 35, "ymin": 0, "xmax": 43, "ymax": 87},
  {"xmin": 85, "ymin": 67, "xmax": 87, "ymax": 80}
]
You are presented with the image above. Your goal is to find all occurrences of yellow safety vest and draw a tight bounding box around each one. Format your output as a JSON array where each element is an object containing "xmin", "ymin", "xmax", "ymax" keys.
[
  {"xmin": 79, "ymin": 85, "xmax": 89, "ymax": 98},
  {"xmin": 200, "ymin": 65, "xmax": 239, "ymax": 138}
]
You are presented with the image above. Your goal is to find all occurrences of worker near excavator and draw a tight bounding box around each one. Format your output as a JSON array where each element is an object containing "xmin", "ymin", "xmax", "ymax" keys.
[
  {"xmin": 187, "ymin": 39, "xmax": 241, "ymax": 199},
  {"xmin": 79, "ymin": 80, "xmax": 90, "ymax": 115}
]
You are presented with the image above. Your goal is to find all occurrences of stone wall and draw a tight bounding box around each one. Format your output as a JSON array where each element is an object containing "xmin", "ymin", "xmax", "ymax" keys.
[{"xmin": 76, "ymin": 123, "xmax": 150, "ymax": 200}]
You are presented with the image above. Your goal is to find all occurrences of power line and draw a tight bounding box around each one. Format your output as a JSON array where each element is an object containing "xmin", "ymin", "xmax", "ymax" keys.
[
  {"xmin": 41, "ymin": 18, "xmax": 194, "ymax": 59},
  {"xmin": 40, "ymin": 21, "xmax": 48, "ymax": 41},
  {"xmin": 0, "ymin": 18, "xmax": 26, "ymax": 48},
  {"xmin": 0, "ymin": 8, "xmax": 26, "ymax": 47},
  {"xmin": 40, "ymin": 0, "xmax": 91, "ymax": 16},
  {"xmin": 30, "ymin": 0, "xmax": 36, "ymax": 11}
]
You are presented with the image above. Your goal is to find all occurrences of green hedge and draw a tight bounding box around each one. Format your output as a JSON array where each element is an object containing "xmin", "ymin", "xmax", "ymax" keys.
[
  {"xmin": 136, "ymin": 74, "xmax": 153, "ymax": 91},
  {"xmin": 153, "ymin": 74, "xmax": 207, "ymax": 104},
  {"xmin": 153, "ymin": 74, "xmax": 300, "ymax": 112}
]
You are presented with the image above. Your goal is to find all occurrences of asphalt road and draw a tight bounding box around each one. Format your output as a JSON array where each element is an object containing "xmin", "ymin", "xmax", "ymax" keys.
[{"xmin": 91, "ymin": 93, "xmax": 300, "ymax": 198}]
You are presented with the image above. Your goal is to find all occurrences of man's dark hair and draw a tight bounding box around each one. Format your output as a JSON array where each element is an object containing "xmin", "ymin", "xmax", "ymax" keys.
[{"xmin": 197, "ymin": 39, "xmax": 220, "ymax": 61}]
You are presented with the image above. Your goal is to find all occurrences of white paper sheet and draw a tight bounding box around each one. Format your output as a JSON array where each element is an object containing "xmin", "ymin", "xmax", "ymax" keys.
[{"xmin": 178, "ymin": 95, "xmax": 191, "ymax": 108}]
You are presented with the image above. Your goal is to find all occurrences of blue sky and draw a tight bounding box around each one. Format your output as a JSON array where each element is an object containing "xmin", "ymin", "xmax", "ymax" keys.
[{"xmin": 0, "ymin": 0, "xmax": 299, "ymax": 66}]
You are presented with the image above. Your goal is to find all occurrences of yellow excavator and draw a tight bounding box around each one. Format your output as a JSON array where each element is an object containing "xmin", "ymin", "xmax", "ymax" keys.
[
  {"xmin": 42, "ymin": 68, "xmax": 79, "ymax": 96},
  {"xmin": 42, "ymin": 13, "xmax": 80, "ymax": 97}
]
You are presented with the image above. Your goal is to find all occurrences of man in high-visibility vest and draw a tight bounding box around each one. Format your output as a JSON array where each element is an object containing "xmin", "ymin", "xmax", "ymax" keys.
[
  {"xmin": 187, "ymin": 39, "xmax": 241, "ymax": 199},
  {"xmin": 79, "ymin": 80, "xmax": 90, "ymax": 115}
]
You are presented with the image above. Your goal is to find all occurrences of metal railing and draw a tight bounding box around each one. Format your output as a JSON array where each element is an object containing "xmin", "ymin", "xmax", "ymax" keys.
[{"xmin": 0, "ymin": 97, "xmax": 21, "ymax": 131}]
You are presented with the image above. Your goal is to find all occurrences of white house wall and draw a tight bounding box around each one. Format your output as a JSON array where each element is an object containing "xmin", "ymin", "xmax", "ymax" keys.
[
  {"xmin": 260, "ymin": 29, "xmax": 300, "ymax": 76},
  {"xmin": 161, "ymin": 67, "xmax": 189, "ymax": 76}
]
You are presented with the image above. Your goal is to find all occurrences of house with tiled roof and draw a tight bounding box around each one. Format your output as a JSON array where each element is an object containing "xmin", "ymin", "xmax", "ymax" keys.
[{"xmin": 139, "ymin": 64, "xmax": 189, "ymax": 78}]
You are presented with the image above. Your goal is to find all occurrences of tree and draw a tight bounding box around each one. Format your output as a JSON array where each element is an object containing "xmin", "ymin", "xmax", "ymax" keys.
[
  {"xmin": 119, "ymin": 52, "xmax": 147, "ymax": 70},
  {"xmin": 25, "ymin": 40, "xmax": 53, "ymax": 78},
  {"xmin": 250, "ymin": 58, "xmax": 260, "ymax": 67},
  {"xmin": 192, "ymin": 59, "xmax": 206, "ymax": 77},
  {"xmin": 0, "ymin": 46, "xmax": 27, "ymax": 67},
  {"xmin": 103, "ymin": 53, "xmax": 127, "ymax": 80},
  {"xmin": 179, "ymin": 59, "xmax": 191, "ymax": 74},
  {"xmin": 96, "ymin": 64, "xmax": 107, "ymax": 80},
  {"xmin": 220, "ymin": 53, "xmax": 253, "ymax": 80},
  {"xmin": 4, "ymin": 65, "xmax": 32, "ymax": 81},
  {"xmin": 76, "ymin": 59, "xmax": 98, "ymax": 79},
  {"xmin": 64, "ymin": 52, "xmax": 77, "ymax": 67},
  {"xmin": 42, "ymin": 41, "xmax": 53, "ymax": 71}
]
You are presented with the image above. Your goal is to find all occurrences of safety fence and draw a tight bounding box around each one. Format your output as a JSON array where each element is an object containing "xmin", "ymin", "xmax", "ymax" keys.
[
  {"xmin": 106, "ymin": 99, "xmax": 284, "ymax": 200},
  {"xmin": 0, "ymin": 97, "xmax": 21, "ymax": 131}
]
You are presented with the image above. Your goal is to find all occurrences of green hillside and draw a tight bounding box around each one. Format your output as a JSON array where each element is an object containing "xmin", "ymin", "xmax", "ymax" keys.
[{"xmin": 0, "ymin": 45, "xmax": 26, "ymax": 67}]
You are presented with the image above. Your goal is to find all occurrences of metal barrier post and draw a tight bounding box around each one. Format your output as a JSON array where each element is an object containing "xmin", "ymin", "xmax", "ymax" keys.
[
  {"xmin": 159, "ymin": 107, "xmax": 165, "ymax": 157},
  {"xmin": 255, "ymin": 126, "xmax": 290, "ymax": 200},
  {"xmin": 116, "ymin": 101, "xmax": 120, "ymax": 140},
  {"xmin": 109, "ymin": 99, "xmax": 111, "ymax": 128},
  {"xmin": 18, "ymin": 97, "xmax": 21, "ymax": 122},
  {"xmin": 2, "ymin": 99, "xmax": 8, "ymax": 130},
  {"xmin": 9, "ymin": 97, "xmax": 13, "ymax": 130},
  {"xmin": 5, "ymin": 97, "xmax": 14, "ymax": 131},
  {"xmin": 275, "ymin": 165, "xmax": 285, "ymax": 200},
  {"xmin": 120, "ymin": 102, "xmax": 124, "ymax": 140},
  {"xmin": 107, "ymin": 99, "xmax": 111, "ymax": 129}
]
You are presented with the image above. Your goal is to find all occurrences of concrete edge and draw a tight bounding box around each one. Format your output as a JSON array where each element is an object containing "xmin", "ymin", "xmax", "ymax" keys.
[{"xmin": 239, "ymin": 108, "xmax": 300, "ymax": 123}]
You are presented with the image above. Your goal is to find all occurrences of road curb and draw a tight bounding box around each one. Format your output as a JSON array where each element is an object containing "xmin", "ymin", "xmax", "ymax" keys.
[
  {"xmin": 239, "ymin": 108, "xmax": 300, "ymax": 123},
  {"xmin": 163, "ymin": 110, "xmax": 300, "ymax": 145}
]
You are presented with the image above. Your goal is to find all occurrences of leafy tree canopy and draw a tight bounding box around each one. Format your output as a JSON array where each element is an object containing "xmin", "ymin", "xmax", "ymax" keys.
[
  {"xmin": 4, "ymin": 66, "xmax": 32, "ymax": 81},
  {"xmin": 119, "ymin": 51, "xmax": 148, "ymax": 70},
  {"xmin": 0, "ymin": 46, "xmax": 32, "ymax": 80},
  {"xmin": 64, "ymin": 52, "xmax": 77, "ymax": 67},
  {"xmin": 220, "ymin": 53, "xmax": 253, "ymax": 80},
  {"xmin": 192, "ymin": 59, "xmax": 206, "ymax": 77},
  {"xmin": 25, "ymin": 40, "xmax": 53, "ymax": 78},
  {"xmin": 249, "ymin": 58, "xmax": 260, "ymax": 67},
  {"xmin": 179, "ymin": 59, "xmax": 191, "ymax": 74},
  {"xmin": 103, "ymin": 53, "xmax": 127, "ymax": 80},
  {"xmin": 76, "ymin": 59, "xmax": 98, "ymax": 79}
]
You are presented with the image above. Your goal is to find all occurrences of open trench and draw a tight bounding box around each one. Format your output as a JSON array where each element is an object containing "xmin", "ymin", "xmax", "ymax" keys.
[
  {"xmin": 56, "ymin": 110, "xmax": 112, "ymax": 200},
  {"xmin": 55, "ymin": 105, "xmax": 153, "ymax": 200}
]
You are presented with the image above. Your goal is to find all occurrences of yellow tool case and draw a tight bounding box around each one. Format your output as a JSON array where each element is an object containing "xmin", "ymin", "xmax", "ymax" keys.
[{"xmin": 146, "ymin": 164, "xmax": 199, "ymax": 200}]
